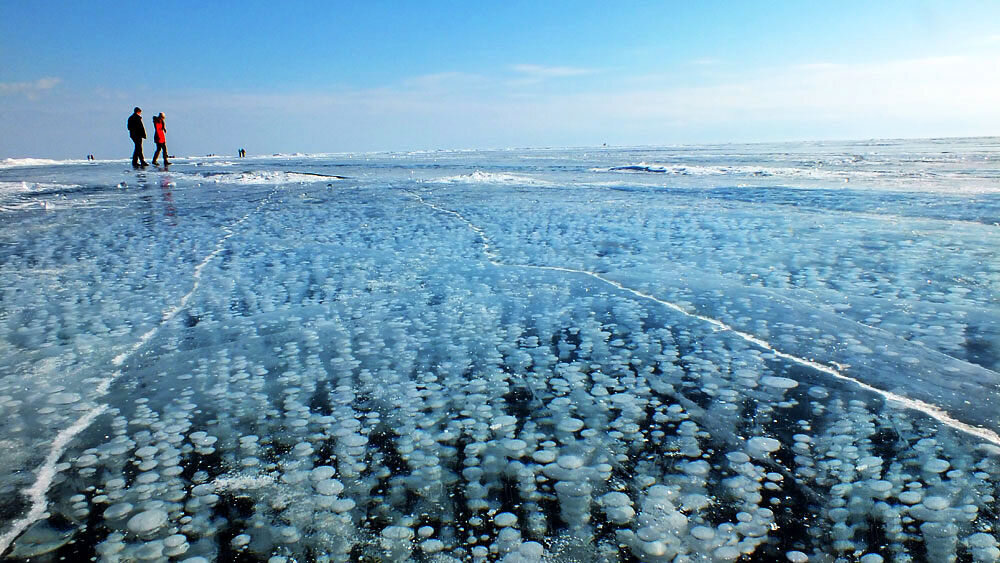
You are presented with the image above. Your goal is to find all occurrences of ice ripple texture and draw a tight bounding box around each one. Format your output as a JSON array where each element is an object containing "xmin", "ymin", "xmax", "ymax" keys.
[{"xmin": 0, "ymin": 139, "xmax": 999, "ymax": 562}]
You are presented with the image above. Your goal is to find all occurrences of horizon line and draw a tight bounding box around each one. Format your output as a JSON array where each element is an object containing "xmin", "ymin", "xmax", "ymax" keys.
[{"xmin": 2, "ymin": 134, "xmax": 999, "ymax": 165}]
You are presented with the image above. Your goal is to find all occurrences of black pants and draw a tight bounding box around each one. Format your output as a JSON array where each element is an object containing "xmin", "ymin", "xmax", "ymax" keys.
[
  {"xmin": 131, "ymin": 137, "xmax": 146, "ymax": 166},
  {"xmin": 153, "ymin": 142, "xmax": 168, "ymax": 164}
]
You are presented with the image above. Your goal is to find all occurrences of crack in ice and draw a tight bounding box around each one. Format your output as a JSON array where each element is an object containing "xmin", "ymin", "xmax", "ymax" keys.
[
  {"xmin": 0, "ymin": 188, "xmax": 280, "ymax": 555},
  {"xmin": 407, "ymin": 190, "xmax": 1000, "ymax": 448},
  {"xmin": 744, "ymin": 283, "xmax": 1000, "ymax": 381}
]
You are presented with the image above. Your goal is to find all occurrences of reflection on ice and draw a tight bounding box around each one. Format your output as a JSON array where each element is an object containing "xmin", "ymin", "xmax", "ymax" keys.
[{"xmin": 0, "ymin": 140, "xmax": 999, "ymax": 561}]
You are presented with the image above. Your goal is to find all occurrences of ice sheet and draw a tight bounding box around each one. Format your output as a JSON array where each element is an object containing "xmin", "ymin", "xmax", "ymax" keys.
[{"xmin": 0, "ymin": 140, "xmax": 998, "ymax": 561}]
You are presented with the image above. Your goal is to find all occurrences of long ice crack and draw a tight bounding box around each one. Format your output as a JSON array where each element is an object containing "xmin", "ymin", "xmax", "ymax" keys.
[
  {"xmin": 0, "ymin": 188, "xmax": 280, "ymax": 556},
  {"xmin": 406, "ymin": 190, "xmax": 1000, "ymax": 448}
]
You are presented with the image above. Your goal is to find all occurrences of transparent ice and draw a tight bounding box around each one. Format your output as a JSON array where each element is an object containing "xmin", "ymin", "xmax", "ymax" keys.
[{"xmin": 0, "ymin": 138, "xmax": 999, "ymax": 561}]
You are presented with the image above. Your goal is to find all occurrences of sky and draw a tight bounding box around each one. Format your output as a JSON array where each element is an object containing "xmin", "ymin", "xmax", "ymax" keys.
[{"xmin": 2, "ymin": 1, "xmax": 1000, "ymax": 159}]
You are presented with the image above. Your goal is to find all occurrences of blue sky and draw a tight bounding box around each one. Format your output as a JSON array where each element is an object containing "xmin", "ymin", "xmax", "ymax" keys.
[{"xmin": 2, "ymin": 1, "xmax": 999, "ymax": 158}]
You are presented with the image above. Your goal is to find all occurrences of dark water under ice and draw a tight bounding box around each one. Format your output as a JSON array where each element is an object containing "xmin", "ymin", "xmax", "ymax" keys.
[{"xmin": 1, "ymin": 139, "xmax": 999, "ymax": 561}]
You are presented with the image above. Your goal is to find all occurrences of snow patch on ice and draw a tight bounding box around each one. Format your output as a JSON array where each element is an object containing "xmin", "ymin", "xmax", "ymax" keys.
[
  {"xmin": 0, "ymin": 158, "xmax": 74, "ymax": 168},
  {"xmin": 429, "ymin": 170, "xmax": 553, "ymax": 186},
  {"xmin": 593, "ymin": 161, "xmax": 1000, "ymax": 193},
  {"xmin": 181, "ymin": 171, "xmax": 344, "ymax": 185},
  {"xmin": 0, "ymin": 181, "xmax": 82, "ymax": 195},
  {"xmin": 595, "ymin": 162, "xmax": 853, "ymax": 181}
]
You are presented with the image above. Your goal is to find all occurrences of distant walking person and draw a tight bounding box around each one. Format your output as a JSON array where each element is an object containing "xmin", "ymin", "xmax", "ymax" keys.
[
  {"xmin": 152, "ymin": 113, "xmax": 169, "ymax": 166},
  {"xmin": 127, "ymin": 107, "xmax": 148, "ymax": 167}
]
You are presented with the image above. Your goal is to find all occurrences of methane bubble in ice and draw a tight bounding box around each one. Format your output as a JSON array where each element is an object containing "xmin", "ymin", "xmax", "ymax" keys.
[{"xmin": 126, "ymin": 509, "xmax": 168, "ymax": 535}]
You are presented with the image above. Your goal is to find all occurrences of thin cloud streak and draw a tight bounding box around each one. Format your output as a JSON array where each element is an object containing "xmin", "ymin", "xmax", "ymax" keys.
[
  {"xmin": 0, "ymin": 77, "xmax": 62, "ymax": 99},
  {"xmin": 509, "ymin": 64, "xmax": 598, "ymax": 78},
  {"xmin": 687, "ymin": 58, "xmax": 723, "ymax": 66}
]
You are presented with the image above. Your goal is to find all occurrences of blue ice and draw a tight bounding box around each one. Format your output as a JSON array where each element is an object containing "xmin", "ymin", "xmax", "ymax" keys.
[{"xmin": 0, "ymin": 140, "xmax": 999, "ymax": 560}]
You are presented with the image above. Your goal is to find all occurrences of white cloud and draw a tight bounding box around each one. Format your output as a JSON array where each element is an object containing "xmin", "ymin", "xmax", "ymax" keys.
[
  {"xmin": 688, "ymin": 57, "xmax": 722, "ymax": 66},
  {"xmin": 401, "ymin": 71, "xmax": 490, "ymax": 91},
  {"xmin": 509, "ymin": 64, "xmax": 597, "ymax": 78},
  {"xmin": 0, "ymin": 77, "xmax": 62, "ymax": 99}
]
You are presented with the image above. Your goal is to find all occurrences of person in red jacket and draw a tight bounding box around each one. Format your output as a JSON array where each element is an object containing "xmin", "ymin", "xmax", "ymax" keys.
[{"xmin": 152, "ymin": 113, "xmax": 169, "ymax": 166}]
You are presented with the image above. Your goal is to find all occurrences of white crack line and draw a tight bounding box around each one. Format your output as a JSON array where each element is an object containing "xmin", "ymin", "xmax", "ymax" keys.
[
  {"xmin": 407, "ymin": 190, "xmax": 1000, "ymax": 448},
  {"xmin": 0, "ymin": 188, "xmax": 279, "ymax": 555}
]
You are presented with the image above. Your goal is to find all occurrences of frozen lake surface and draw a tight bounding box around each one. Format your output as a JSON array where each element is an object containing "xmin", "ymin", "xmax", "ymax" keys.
[{"xmin": 1, "ymin": 138, "xmax": 999, "ymax": 561}]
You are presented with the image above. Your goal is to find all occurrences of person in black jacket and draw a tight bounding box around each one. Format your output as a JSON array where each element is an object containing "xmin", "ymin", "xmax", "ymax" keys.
[{"xmin": 127, "ymin": 107, "xmax": 148, "ymax": 167}]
